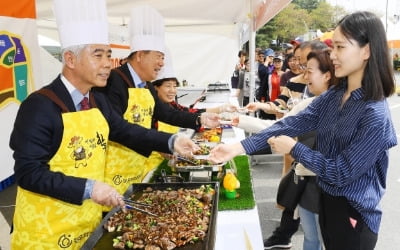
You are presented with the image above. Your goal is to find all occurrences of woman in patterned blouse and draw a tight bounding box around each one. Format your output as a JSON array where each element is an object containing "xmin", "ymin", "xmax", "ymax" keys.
[{"xmin": 209, "ymin": 11, "xmax": 397, "ymax": 250}]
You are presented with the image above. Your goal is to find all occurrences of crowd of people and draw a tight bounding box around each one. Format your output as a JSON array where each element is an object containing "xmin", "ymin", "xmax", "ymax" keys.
[
  {"xmin": 212, "ymin": 10, "xmax": 397, "ymax": 250},
  {"xmin": 8, "ymin": 0, "xmax": 397, "ymax": 249}
]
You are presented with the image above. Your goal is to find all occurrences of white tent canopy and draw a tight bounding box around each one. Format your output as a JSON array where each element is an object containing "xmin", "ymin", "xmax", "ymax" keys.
[{"xmin": 35, "ymin": 0, "xmax": 291, "ymax": 87}]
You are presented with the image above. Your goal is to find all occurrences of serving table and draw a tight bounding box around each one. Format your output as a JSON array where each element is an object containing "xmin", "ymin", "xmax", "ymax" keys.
[
  {"xmin": 138, "ymin": 87, "xmax": 264, "ymax": 250},
  {"xmin": 179, "ymin": 87, "xmax": 264, "ymax": 250}
]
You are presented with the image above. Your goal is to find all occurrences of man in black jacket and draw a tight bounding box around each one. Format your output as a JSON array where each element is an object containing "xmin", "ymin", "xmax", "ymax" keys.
[
  {"xmin": 95, "ymin": 6, "xmax": 220, "ymax": 196},
  {"xmin": 9, "ymin": 1, "xmax": 197, "ymax": 248}
]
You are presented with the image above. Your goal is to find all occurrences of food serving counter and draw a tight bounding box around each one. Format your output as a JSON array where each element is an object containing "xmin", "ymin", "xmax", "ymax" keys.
[
  {"xmin": 85, "ymin": 87, "xmax": 264, "ymax": 249},
  {"xmin": 180, "ymin": 87, "xmax": 264, "ymax": 250},
  {"xmin": 144, "ymin": 126, "xmax": 264, "ymax": 250}
]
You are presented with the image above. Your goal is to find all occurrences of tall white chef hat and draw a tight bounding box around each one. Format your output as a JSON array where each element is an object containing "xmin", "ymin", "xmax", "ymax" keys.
[
  {"xmin": 53, "ymin": 0, "xmax": 109, "ymax": 49},
  {"xmin": 129, "ymin": 5, "xmax": 166, "ymax": 54},
  {"xmin": 156, "ymin": 47, "xmax": 175, "ymax": 80}
]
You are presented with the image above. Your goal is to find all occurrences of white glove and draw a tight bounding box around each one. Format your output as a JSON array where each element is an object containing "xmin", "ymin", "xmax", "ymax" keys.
[
  {"xmin": 200, "ymin": 112, "xmax": 220, "ymax": 128},
  {"xmin": 218, "ymin": 103, "xmax": 238, "ymax": 113},
  {"xmin": 172, "ymin": 135, "xmax": 200, "ymax": 157},
  {"xmin": 294, "ymin": 163, "xmax": 316, "ymax": 176}
]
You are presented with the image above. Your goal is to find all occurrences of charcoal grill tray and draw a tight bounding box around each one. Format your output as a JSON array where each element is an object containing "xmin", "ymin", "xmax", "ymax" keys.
[{"xmin": 82, "ymin": 182, "xmax": 219, "ymax": 250}]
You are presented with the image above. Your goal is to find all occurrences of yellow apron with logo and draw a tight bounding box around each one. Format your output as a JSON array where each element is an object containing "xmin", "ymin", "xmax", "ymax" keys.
[
  {"xmin": 104, "ymin": 88, "xmax": 153, "ymax": 198},
  {"xmin": 11, "ymin": 108, "xmax": 109, "ymax": 250},
  {"xmin": 142, "ymin": 121, "xmax": 180, "ymax": 174}
]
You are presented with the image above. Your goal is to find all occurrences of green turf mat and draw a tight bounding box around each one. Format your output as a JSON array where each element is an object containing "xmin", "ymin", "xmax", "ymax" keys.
[
  {"xmin": 218, "ymin": 155, "xmax": 255, "ymax": 211},
  {"xmin": 150, "ymin": 155, "xmax": 255, "ymax": 211}
]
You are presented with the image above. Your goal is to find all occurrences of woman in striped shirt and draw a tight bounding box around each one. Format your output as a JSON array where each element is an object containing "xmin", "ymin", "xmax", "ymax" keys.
[{"xmin": 209, "ymin": 11, "xmax": 397, "ymax": 250}]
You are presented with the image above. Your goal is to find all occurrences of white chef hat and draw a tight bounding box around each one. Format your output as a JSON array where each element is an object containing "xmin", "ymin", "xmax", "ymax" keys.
[
  {"xmin": 53, "ymin": 0, "xmax": 109, "ymax": 49},
  {"xmin": 156, "ymin": 47, "xmax": 175, "ymax": 80},
  {"xmin": 129, "ymin": 5, "xmax": 166, "ymax": 54}
]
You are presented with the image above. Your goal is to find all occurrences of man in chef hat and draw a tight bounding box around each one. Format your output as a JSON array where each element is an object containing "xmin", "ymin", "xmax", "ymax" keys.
[
  {"xmin": 100, "ymin": 5, "xmax": 220, "ymax": 199},
  {"xmin": 10, "ymin": 1, "xmax": 198, "ymax": 248}
]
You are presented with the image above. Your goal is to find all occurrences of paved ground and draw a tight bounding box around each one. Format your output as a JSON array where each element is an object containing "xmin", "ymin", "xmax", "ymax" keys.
[{"xmin": 251, "ymin": 154, "xmax": 304, "ymax": 250}]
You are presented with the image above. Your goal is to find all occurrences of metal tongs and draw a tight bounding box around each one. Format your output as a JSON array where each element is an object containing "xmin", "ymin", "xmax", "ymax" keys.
[
  {"xmin": 123, "ymin": 198, "xmax": 157, "ymax": 217},
  {"xmin": 176, "ymin": 155, "xmax": 198, "ymax": 165}
]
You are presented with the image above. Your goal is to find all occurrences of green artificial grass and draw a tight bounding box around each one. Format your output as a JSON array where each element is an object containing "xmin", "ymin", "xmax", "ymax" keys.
[
  {"xmin": 218, "ymin": 155, "xmax": 256, "ymax": 211},
  {"xmin": 150, "ymin": 155, "xmax": 256, "ymax": 211}
]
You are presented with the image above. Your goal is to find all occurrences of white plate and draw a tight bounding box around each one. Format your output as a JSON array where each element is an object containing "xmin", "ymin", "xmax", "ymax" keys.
[
  {"xmin": 237, "ymin": 108, "xmax": 249, "ymax": 113},
  {"xmin": 192, "ymin": 142, "xmax": 218, "ymax": 159},
  {"xmin": 276, "ymin": 109, "xmax": 289, "ymax": 114},
  {"xmin": 219, "ymin": 120, "xmax": 232, "ymax": 125}
]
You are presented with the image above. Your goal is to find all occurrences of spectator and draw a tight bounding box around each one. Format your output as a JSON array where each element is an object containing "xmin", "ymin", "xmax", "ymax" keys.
[
  {"xmin": 279, "ymin": 52, "xmax": 301, "ymax": 90},
  {"xmin": 231, "ymin": 50, "xmax": 247, "ymax": 89},
  {"xmin": 209, "ymin": 11, "xmax": 397, "ymax": 250}
]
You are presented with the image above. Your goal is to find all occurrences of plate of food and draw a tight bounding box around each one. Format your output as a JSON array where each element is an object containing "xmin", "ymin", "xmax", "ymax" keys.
[
  {"xmin": 236, "ymin": 107, "xmax": 249, "ymax": 113},
  {"xmin": 192, "ymin": 127, "xmax": 222, "ymax": 143},
  {"xmin": 192, "ymin": 142, "xmax": 218, "ymax": 160},
  {"xmin": 219, "ymin": 119, "xmax": 232, "ymax": 125},
  {"xmin": 218, "ymin": 112, "xmax": 237, "ymax": 125},
  {"xmin": 82, "ymin": 182, "xmax": 219, "ymax": 250},
  {"xmin": 276, "ymin": 105, "xmax": 289, "ymax": 113}
]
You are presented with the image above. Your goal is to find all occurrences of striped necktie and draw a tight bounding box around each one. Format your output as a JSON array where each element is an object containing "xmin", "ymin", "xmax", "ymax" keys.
[{"xmin": 80, "ymin": 97, "xmax": 90, "ymax": 110}]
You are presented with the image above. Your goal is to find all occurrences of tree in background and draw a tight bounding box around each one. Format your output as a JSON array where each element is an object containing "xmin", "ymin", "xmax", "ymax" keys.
[
  {"xmin": 256, "ymin": 0, "xmax": 347, "ymax": 50},
  {"xmin": 294, "ymin": 0, "xmax": 320, "ymax": 11}
]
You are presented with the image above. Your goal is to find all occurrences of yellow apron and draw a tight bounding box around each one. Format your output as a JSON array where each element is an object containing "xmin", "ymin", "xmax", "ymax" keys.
[
  {"xmin": 104, "ymin": 88, "xmax": 153, "ymax": 197},
  {"xmin": 142, "ymin": 121, "xmax": 180, "ymax": 174},
  {"xmin": 11, "ymin": 108, "xmax": 109, "ymax": 250}
]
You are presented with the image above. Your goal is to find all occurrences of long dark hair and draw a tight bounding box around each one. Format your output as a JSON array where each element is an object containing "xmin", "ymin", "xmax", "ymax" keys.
[{"xmin": 337, "ymin": 11, "xmax": 395, "ymax": 100}]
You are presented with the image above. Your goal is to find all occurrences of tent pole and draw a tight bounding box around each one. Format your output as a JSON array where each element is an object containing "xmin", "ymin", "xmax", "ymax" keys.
[{"xmin": 248, "ymin": 0, "xmax": 256, "ymax": 108}]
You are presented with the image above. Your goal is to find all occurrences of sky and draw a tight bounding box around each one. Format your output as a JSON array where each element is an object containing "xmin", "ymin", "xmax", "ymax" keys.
[{"xmin": 327, "ymin": 0, "xmax": 400, "ymax": 40}]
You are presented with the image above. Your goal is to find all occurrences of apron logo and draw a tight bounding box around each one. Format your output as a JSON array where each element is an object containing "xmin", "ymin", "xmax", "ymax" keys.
[
  {"xmin": 130, "ymin": 104, "xmax": 142, "ymax": 123},
  {"xmin": 130, "ymin": 104, "xmax": 153, "ymax": 123},
  {"xmin": 112, "ymin": 174, "xmax": 142, "ymax": 185},
  {"xmin": 68, "ymin": 136, "xmax": 89, "ymax": 168},
  {"xmin": 58, "ymin": 234, "xmax": 72, "ymax": 248},
  {"xmin": 68, "ymin": 134, "xmax": 107, "ymax": 168},
  {"xmin": 57, "ymin": 232, "xmax": 91, "ymax": 248}
]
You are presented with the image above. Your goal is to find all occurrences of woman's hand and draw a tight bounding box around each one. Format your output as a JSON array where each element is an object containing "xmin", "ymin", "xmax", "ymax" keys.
[
  {"xmin": 246, "ymin": 102, "xmax": 276, "ymax": 113},
  {"xmin": 274, "ymin": 111, "xmax": 285, "ymax": 119},
  {"xmin": 231, "ymin": 116, "xmax": 239, "ymax": 126},
  {"xmin": 218, "ymin": 103, "xmax": 238, "ymax": 113},
  {"xmin": 267, "ymin": 135, "xmax": 296, "ymax": 154},
  {"xmin": 208, "ymin": 142, "xmax": 245, "ymax": 163},
  {"xmin": 245, "ymin": 102, "xmax": 260, "ymax": 112}
]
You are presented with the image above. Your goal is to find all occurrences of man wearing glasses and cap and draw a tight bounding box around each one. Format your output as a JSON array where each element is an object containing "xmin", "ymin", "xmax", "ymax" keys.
[
  {"xmin": 99, "ymin": 5, "xmax": 222, "ymax": 197},
  {"xmin": 9, "ymin": 1, "xmax": 198, "ymax": 249}
]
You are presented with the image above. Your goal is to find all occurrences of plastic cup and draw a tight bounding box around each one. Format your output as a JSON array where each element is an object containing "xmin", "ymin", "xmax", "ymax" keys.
[{"xmin": 225, "ymin": 190, "xmax": 237, "ymax": 199}]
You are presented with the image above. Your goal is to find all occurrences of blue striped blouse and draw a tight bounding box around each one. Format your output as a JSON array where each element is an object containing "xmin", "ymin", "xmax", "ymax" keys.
[{"xmin": 241, "ymin": 83, "xmax": 397, "ymax": 234}]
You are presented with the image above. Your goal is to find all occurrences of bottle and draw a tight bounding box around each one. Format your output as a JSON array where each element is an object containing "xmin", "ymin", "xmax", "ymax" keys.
[{"xmin": 223, "ymin": 169, "xmax": 240, "ymax": 199}]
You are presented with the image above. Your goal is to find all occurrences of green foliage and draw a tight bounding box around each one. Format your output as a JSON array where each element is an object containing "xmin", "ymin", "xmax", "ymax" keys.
[
  {"xmin": 309, "ymin": 1, "xmax": 335, "ymax": 31},
  {"xmin": 255, "ymin": 0, "xmax": 348, "ymax": 49},
  {"xmin": 293, "ymin": 0, "xmax": 320, "ymax": 12}
]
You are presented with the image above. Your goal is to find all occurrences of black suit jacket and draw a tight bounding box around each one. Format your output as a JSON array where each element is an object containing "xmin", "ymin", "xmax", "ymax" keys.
[
  {"xmin": 99, "ymin": 63, "xmax": 198, "ymax": 129},
  {"xmin": 9, "ymin": 76, "xmax": 172, "ymax": 205},
  {"xmin": 257, "ymin": 63, "xmax": 270, "ymax": 102}
]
